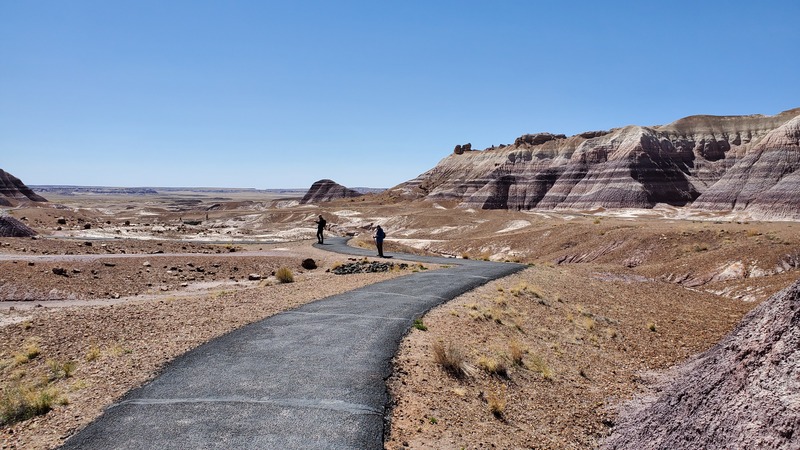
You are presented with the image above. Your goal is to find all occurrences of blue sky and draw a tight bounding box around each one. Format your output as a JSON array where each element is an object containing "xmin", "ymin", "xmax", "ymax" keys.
[{"xmin": 2, "ymin": 1, "xmax": 798, "ymax": 189}]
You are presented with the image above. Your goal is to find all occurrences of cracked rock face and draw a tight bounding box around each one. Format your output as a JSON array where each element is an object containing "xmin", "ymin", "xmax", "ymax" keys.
[
  {"xmin": 603, "ymin": 279, "xmax": 800, "ymax": 450},
  {"xmin": 300, "ymin": 179, "xmax": 363, "ymax": 204},
  {"xmin": 0, "ymin": 169, "xmax": 47, "ymax": 206},
  {"xmin": 389, "ymin": 108, "xmax": 800, "ymax": 219}
]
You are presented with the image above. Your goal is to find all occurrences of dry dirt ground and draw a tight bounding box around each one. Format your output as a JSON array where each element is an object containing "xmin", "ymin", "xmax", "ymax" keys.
[{"xmin": 1, "ymin": 191, "xmax": 799, "ymax": 449}]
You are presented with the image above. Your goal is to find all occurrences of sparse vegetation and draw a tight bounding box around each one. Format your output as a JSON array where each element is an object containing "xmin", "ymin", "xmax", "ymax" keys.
[
  {"xmin": 47, "ymin": 360, "xmax": 77, "ymax": 381},
  {"xmin": 527, "ymin": 353, "xmax": 554, "ymax": 380},
  {"xmin": 478, "ymin": 355, "xmax": 508, "ymax": 377},
  {"xmin": 276, "ymin": 266, "xmax": 294, "ymax": 283},
  {"xmin": 486, "ymin": 385, "xmax": 507, "ymax": 419},
  {"xmin": 0, "ymin": 383, "xmax": 60, "ymax": 426},
  {"xmin": 412, "ymin": 319, "xmax": 428, "ymax": 331},
  {"xmin": 85, "ymin": 346, "xmax": 101, "ymax": 362},
  {"xmin": 432, "ymin": 341, "xmax": 469, "ymax": 378},
  {"xmin": 509, "ymin": 340, "xmax": 525, "ymax": 366},
  {"xmin": 647, "ymin": 322, "xmax": 657, "ymax": 332}
]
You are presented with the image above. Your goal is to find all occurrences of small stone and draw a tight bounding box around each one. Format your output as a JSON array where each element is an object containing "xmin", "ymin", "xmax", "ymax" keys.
[{"xmin": 248, "ymin": 273, "xmax": 261, "ymax": 281}]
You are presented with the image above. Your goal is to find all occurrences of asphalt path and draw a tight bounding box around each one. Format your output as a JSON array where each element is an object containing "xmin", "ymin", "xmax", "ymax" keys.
[{"xmin": 60, "ymin": 237, "xmax": 526, "ymax": 449}]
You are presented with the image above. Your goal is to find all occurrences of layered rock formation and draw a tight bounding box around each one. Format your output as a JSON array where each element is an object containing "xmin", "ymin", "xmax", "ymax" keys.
[
  {"xmin": 389, "ymin": 108, "xmax": 800, "ymax": 219},
  {"xmin": 603, "ymin": 279, "xmax": 800, "ymax": 449},
  {"xmin": 0, "ymin": 169, "xmax": 47, "ymax": 206},
  {"xmin": 299, "ymin": 179, "xmax": 363, "ymax": 204},
  {"xmin": 0, "ymin": 215, "xmax": 37, "ymax": 237}
]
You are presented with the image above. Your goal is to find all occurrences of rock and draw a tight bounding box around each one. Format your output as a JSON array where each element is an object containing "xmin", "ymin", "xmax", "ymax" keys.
[
  {"xmin": 301, "ymin": 258, "xmax": 317, "ymax": 270},
  {"xmin": 248, "ymin": 273, "xmax": 262, "ymax": 281},
  {"xmin": 52, "ymin": 267, "xmax": 68, "ymax": 277},
  {"xmin": 57, "ymin": 217, "xmax": 67, "ymax": 225},
  {"xmin": 603, "ymin": 279, "xmax": 800, "ymax": 449},
  {"xmin": 299, "ymin": 179, "xmax": 364, "ymax": 204},
  {"xmin": 84, "ymin": 223, "xmax": 92, "ymax": 229},
  {"xmin": 0, "ymin": 216, "xmax": 37, "ymax": 238},
  {"xmin": 332, "ymin": 261, "xmax": 395, "ymax": 275},
  {"xmin": 454, "ymin": 143, "xmax": 472, "ymax": 155},
  {"xmin": 514, "ymin": 133, "xmax": 567, "ymax": 146},
  {"xmin": 143, "ymin": 261, "xmax": 151, "ymax": 267}
]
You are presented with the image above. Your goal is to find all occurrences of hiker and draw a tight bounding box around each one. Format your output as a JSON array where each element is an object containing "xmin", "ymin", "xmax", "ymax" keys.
[
  {"xmin": 315, "ymin": 215, "xmax": 327, "ymax": 244},
  {"xmin": 374, "ymin": 225, "xmax": 386, "ymax": 257}
]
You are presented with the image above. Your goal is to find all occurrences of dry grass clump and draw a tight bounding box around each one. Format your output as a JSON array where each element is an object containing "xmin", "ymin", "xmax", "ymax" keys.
[
  {"xmin": 526, "ymin": 353, "xmax": 554, "ymax": 380},
  {"xmin": 0, "ymin": 383, "xmax": 62, "ymax": 426},
  {"xmin": 509, "ymin": 339, "xmax": 525, "ymax": 366},
  {"xmin": 509, "ymin": 281, "xmax": 544, "ymax": 299},
  {"xmin": 477, "ymin": 355, "xmax": 508, "ymax": 377},
  {"xmin": 486, "ymin": 385, "xmax": 507, "ymax": 419},
  {"xmin": 432, "ymin": 341, "xmax": 469, "ymax": 379},
  {"xmin": 275, "ymin": 266, "xmax": 294, "ymax": 283},
  {"xmin": 13, "ymin": 342, "xmax": 41, "ymax": 365},
  {"xmin": 85, "ymin": 346, "xmax": 101, "ymax": 362}
]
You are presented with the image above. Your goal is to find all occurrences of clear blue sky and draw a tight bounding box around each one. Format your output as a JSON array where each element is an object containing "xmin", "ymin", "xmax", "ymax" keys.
[{"xmin": 2, "ymin": 1, "xmax": 798, "ymax": 189}]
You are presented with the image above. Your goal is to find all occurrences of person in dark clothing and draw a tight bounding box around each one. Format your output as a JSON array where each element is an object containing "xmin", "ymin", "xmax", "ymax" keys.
[
  {"xmin": 315, "ymin": 215, "xmax": 327, "ymax": 244},
  {"xmin": 374, "ymin": 225, "xmax": 386, "ymax": 257}
]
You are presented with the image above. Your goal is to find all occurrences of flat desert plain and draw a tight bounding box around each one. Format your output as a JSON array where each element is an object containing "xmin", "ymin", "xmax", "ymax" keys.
[{"xmin": 1, "ymin": 189, "xmax": 798, "ymax": 449}]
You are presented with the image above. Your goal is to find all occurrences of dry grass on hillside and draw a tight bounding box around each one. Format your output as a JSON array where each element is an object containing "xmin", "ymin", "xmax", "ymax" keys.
[{"xmin": 386, "ymin": 265, "xmax": 757, "ymax": 449}]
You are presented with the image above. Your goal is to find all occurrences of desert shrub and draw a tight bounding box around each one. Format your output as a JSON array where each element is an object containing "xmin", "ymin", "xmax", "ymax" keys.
[
  {"xmin": 478, "ymin": 356, "xmax": 508, "ymax": 377},
  {"xmin": 486, "ymin": 385, "xmax": 507, "ymax": 418},
  {"xmin": 12, "ymin": 342, "xmax": 41, "ymax": 366},
  {"xmin": 432, "ymin": 341, "xmax": 468, "ymax": 378},
  {"xmin": 527, "ymin": 353, "xmax": 554, "ymax": 380},
  {"xmin": 0, "ymin": 384, "xmax": 59, "ymax": 426},
  {"xmin": 412, "ymin": 319, "xmax": 428, "ymax": 331},
  {"xmin": 276, "ymin": 267, "xmax": 294, "ymax": 283},
  {"xmin": 647, "ymin": 321, "xmax": 657, "ymax": 332},
  {"xmin": 85, "ymin": 346, "xmax": 101, "ymax": 362},
  {"xmin": 47, "ymin": 360, "xmax": 77, "ymax": 381},
  {"xmin": 509, "ymin": 340, "xmax": 525, "ymax": 366},
  {"xmin": 509, "ymin": 282, "xmax": 543, "ymax": 299}
]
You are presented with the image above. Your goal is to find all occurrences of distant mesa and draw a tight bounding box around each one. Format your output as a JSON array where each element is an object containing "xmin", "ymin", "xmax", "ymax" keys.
[
  {"xmin": 604, "ymin": 278, "xmax": 800, "ymax": 449},
  {"xmin": 388, "ymin": 108, "xmax": 800, "ymax": 220},
  {"xmin": 0, "ymin": 215, "xmax": 37, "ymax": 237},
  {"xmin": 300, "ymin": 179, "xmax": 364, "ymax": 204},
  {"xmin": 0, "ymin": 169, "xmax": 47, "ymax": 206}
]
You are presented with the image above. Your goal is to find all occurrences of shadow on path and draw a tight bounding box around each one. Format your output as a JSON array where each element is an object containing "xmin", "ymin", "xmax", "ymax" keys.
[{"xmin": 60, "ymin": 237, "xmax": 525, "ymax": 449}]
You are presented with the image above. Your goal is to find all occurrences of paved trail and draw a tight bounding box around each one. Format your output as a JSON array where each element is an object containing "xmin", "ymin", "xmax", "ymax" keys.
[{"xmin": 60, "ymin": 237, "xmax": 525, "ymax": 449}]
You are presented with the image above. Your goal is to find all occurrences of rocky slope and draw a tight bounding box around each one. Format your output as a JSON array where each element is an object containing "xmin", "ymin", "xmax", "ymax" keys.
[
  {"xmin": 603, "ymin": 278, "xmax": 799, "ymax": 449},
  {"xmin": 0, "ymin": 169, "xmax": 47, "ymax": 206},
  {"xmin": 300, "ymin": 179, "xmax": 363, "ymax": 204},
  {"xmin": 388, "ymin": 109, "xmax": 800, "ymax": 219}
]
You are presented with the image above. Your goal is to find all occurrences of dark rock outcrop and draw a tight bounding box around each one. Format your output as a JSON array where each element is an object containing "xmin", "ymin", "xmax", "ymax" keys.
[
  {"xmin": 0, "ymin": 169, "xmax": 47, "ymax": 206},
  {"xmin": 299, "ymin": 179, "xmax": 363, "ymax": 204},
  {"xmin": 603, "ymin": 279, "xmax": 800, "ymax": 449},
  {"xmin": 388, "ymin": 108, "xmax": 800, "ymax": 219},
  {"xmin": 0, "ymin": 215, "xmax": 37, "ymax": 237}
]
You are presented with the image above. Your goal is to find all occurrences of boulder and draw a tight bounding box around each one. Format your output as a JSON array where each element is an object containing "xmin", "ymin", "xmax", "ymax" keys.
[{"xmin": 0, "ymin": 215, "xmax": 37, "ymax": 237}]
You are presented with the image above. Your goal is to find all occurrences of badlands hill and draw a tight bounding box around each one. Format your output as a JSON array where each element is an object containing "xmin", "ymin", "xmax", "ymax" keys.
[
  {"xmin": 0, "ymin": 169, "xmax": 47, "ymax": 207},
  {"xmin": 389, "ymin": 108, "xmax": 800, "ymax": 220},
  {"xmin": 300, "ymin": 179, "xmax": 363, "ymax": 204}
]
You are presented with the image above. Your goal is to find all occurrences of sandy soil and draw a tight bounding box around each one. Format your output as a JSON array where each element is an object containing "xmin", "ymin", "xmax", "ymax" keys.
[{"xmin": 2, "ymin": 192, "xmax": 798, "ymax": 449}]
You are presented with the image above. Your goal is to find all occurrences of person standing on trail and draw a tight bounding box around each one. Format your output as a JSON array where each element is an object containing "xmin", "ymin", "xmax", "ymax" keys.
[
  {"xmin": 315, "ymin": 215, "xmax": 327, "ymax": 244},
  {"xmin": 374, "ymin": 225, "xmax": 386, "ymax": 257}
]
